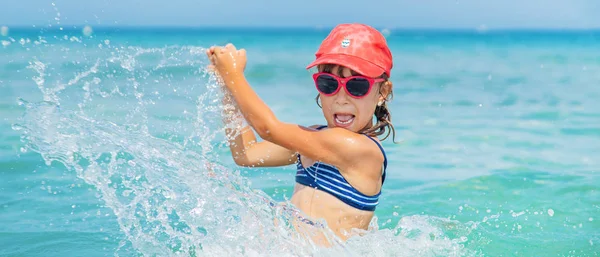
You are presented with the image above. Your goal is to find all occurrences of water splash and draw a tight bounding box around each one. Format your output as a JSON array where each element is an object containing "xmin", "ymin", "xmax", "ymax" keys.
[{"xmin": 12, "ymin": 33, "xmax": 479, "ymax": 256}]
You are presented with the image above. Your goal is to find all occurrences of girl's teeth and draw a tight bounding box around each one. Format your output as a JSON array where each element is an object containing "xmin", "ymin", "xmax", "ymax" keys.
[{"xmin": 335, "ymin": 116, "xmax": 354, "ymax": 124}]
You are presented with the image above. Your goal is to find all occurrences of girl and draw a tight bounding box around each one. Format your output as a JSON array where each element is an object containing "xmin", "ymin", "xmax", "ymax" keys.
[{"xmin": 206, "ymin": 23, "xmax": 396, "ymax": 243}]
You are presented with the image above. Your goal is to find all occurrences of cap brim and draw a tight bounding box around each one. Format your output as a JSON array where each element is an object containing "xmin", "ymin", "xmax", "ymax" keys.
[{"xmin": 306, "ymin": 54, "xmax": 385, "ymax": 78}]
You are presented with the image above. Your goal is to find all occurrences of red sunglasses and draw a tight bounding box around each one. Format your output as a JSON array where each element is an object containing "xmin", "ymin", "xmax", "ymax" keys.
[{"xmin": 312, "ymin": 72, "xmax": 384, "ymax": 99}]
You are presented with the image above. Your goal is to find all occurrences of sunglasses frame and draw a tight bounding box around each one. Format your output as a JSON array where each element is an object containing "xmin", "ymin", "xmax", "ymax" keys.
[{"xmin": 312, "ymin": 72, "xmax": 385, "ymax": 99}]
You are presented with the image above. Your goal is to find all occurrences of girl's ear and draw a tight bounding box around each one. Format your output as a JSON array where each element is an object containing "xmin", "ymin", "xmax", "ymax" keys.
[{"xmin": 378, "ymin": 80, "xmax": 393, "ymax": 103}]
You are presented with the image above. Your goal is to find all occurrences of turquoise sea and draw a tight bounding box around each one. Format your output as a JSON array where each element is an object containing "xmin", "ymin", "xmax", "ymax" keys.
[{"xmin": 1, "ymin": 27, "xmax": 599, "ymax": 256}]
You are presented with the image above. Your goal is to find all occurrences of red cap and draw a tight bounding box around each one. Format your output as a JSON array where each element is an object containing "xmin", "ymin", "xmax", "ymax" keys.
[{"xmin": 306, "ymin": 23, "xmax": 393, "ymax": 78}]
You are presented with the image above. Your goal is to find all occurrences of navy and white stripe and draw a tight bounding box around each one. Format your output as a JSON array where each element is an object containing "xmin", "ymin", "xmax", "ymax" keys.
[{"xmin": 294, "ymin": 127, "xmax": 387, "ymax": 211}]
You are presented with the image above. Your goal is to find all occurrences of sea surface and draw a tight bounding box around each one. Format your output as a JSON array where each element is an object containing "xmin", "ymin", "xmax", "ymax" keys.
[{"xmin": 1, "ymin": 26, "xmax": 599, "ymax": 256}]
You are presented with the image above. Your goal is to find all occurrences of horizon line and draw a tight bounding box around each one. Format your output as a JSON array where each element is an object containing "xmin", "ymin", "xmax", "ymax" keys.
[{"xmin": 2, "ymin": 24, "xmax": 600, "ymax": 31}]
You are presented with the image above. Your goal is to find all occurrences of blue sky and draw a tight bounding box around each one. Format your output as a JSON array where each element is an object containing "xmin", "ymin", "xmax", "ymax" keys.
[{"xmin": 1, "ymin": 0, "xmax": 600, "ymax": 29}]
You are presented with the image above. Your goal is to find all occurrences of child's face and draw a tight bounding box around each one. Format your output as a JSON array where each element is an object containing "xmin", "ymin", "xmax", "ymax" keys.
[{"xmin": 318, "ymin": 65, "xmax": 388, "ymax": 132}]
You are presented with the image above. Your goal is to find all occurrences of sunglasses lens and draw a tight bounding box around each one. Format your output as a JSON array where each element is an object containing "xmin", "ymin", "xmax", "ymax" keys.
[
  {"xmin": 346, "ymin": 78, "xmax": 371, "ymax": 97},
  {"xmin": 316, "ymin": 75, "xmax": 339, "ymax": 95}
]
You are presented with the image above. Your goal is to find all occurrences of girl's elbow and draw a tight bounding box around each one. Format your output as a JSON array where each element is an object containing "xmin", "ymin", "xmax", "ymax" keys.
[
  {"xmin": 253, "ymin": 120, "xmax": 278, "ymax": 141},
  {"xmin": 233, "ymin": 156, "xmax": 254, "ymax": 167},
  {"xmin": 233, "ymin": 156, "xmax": 247, "ymax": 166}
]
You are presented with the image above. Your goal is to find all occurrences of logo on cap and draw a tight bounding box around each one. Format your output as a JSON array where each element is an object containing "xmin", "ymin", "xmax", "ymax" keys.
[{"xmin": 341, "ymin": 38, "xmax": 350, "ymax": 48}]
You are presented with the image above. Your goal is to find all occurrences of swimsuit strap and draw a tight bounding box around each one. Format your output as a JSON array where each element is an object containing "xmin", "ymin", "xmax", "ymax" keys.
[
  {"xmin": 364, "ymin": 135, "xmax": 388, "ymax": 184},
  {"xmin": 363, "ymin": 135, "xmax": 388, "ymax": 171}
]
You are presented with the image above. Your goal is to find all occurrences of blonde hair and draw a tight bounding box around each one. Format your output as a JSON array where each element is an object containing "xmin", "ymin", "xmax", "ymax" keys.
[{"xmin": 315, "ymin": 64, "xmax": 398, "ymax": 143}]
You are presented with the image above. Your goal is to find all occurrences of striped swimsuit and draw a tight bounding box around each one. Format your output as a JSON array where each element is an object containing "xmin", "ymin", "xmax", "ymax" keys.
[{"xmin": 294, "ymin": 126, "xmax": 388, "ymax": 211}]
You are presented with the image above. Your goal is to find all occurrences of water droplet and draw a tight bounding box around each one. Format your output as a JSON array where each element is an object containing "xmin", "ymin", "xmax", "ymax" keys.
[
  {"xmin": 72, "ymin": 205, "xmax": 76, "ymax": 208},
  {"xmin": 589, "ymin": 217, "xmax": 594, "ymax": 222},
  {"xmin": 82, "ymin": 25, "xmax": 93, "ymax": 37},
  {"xmin": 0, "ymin": 26, "xmax": 8, "ymax": 37},
  {"xmin": 547, "ymin": 209, "xmax": 554, "ymax": 217},
  {"xmin": 392, "ymin": 212, "xmax": 398, "ymax": 216}
]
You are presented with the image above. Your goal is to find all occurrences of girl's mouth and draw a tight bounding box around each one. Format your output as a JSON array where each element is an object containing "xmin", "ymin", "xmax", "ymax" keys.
[{"xmin": 334, "ymin": 114, "xmax": 355, "ymax": 127}]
